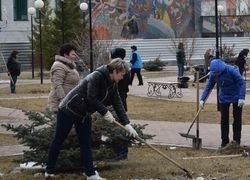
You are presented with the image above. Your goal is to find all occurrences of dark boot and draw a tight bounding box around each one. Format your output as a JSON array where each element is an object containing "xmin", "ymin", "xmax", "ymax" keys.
[
  {"xmin": 221, "ymin": 140, "xmax": 229, "ymax": 148},
  {"xmin": 232, "ymin": 102, "xmax": 242, "ymax": 146}
]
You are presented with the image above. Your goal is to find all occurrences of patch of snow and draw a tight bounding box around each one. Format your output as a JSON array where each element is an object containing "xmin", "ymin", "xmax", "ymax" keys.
[{"xmin": 19, "ymin": 162, "xmax": 45, "ymax": 169}]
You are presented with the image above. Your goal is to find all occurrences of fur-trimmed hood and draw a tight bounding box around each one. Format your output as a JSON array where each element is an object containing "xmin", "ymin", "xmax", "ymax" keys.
[{"xmin": 55, "ymin": 55, "xmax": 76, "ymax": 69}]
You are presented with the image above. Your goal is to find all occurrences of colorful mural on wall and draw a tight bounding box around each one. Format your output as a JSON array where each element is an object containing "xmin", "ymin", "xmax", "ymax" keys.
[
  {"xmin": 201, "ymin": 0, "xmax": 250, "ymax": 16},
  {"xmin": 202, "ymin": 15, "xmax": 250, "ymax": 34},
  {"xmin": 90, "ymin": 0, "xmax": 194, "ymax": 39},
  {"xmin": 201, "ymin": 0, "xmax": 250, "ymax": 36}
]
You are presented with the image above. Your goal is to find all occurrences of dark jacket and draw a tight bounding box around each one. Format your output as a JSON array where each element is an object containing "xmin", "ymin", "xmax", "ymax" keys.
[
  {"xmin": 235, "ymin": 49, "xmax": 249, "ymax": 75},
  {"xmin": 176, "ymin": 49, "xmax": 186, "ymax": 65},
  {"xmin": 118, "ymin": 73, "xmax": 130, "ymax": 111},
  {"xmin": 59, "ymin": 65, "xmax": 130, "ymax": 125},
  {"xmin": 110, "ymin": 47, "xmax": 130, "ymax": 111},
  {"xmin": 118, "ymin": 73, "xmax": 130, "ymax": 96},
  {"xmin": 7, "ymin": 56, "xmax": 21, "ymax": 76}
]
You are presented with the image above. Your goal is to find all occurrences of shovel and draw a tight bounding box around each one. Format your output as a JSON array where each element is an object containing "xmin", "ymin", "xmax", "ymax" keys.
[
  {"xmin": 180, "ymin": 86, "xmax": 213, "ymax": 138},
  {"xmin": 182, "ymin": 106, "xmax": 203, "ymax": 137},
  {"xmin": 113, "ymin": 120, "xmax": 193, "ymax": 179}
]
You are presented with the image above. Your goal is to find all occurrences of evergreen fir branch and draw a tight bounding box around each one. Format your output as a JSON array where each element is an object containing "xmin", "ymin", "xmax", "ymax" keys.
[{"xmin": 2, "ymin": 107, "xmax": 155, "ymax": 169}]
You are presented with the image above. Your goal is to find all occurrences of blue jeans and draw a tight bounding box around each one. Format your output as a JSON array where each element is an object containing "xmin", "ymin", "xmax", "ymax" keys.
[
  {"xmin": 177, "ymin": 64, "xmax": 184, "ymax": 77},
  {"xmin": 114, "ymin": 145, "xmax": 128, "ymax": 160},
  {"xmin": 46, "ymin": 110, "xmax": 95, "ymax": 176}
]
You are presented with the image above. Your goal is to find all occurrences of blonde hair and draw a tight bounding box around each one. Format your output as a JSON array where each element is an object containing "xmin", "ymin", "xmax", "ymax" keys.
[
  {"xmin": 204, "ymin": 48, "xmax": 212, "ymax": 55},
  {"xmin": 107, "ymin": 58, "xmax": 130, "ymax": 74}
]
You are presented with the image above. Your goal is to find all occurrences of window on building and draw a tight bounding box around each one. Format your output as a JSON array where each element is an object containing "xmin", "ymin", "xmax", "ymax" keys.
[{"xmin": 13, "ymin": 0, "xmax": 28, "ymax": 21}]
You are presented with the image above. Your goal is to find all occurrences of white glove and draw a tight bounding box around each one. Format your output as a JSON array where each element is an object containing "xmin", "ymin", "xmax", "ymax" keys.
[
  {"xmin": 103, "ymin": 111, "xmax": 115, "ymax": 123},
  {"xmin": 238, "ymin": 99, "xmax": 245, "ymax": 107},
  {"xmin": 87, "ymin": 171, "xmax": 104, "ymax": 180},
  {"xmin": 199, "ymin": 100, "xmax": 205, "ymax": 108},
  {"xmin": 125, "ymin": 124, "xmax": 138, "ymax": 138}
]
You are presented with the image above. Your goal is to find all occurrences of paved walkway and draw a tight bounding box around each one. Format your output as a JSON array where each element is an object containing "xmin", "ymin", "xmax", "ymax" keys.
[{"xmin": 0, "ymin": 68, "xmax": 250, "ymax": 156}]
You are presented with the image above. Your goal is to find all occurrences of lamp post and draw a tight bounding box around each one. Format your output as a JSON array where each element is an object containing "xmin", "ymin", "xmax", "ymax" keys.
[
  {"xmin": 214, "ymin": 0, "xmax": 220, "ymax": 111},
  {"xmin": 218, "ymin": 5, "xmax": 224, "ymax": 58},
  {"xmin": 215, "ymin": 0, "xmax": 219, "ymax": 59},
  {"xmin": 61, "ymin": 0, "xmax": 64, "ymax": 44},
  {"xmin": 80, "ymin": 2, "xmax": 87, "ymax": 28},
  {"xmin": 80, "ymin": 1, "xmax": 93, "ymax": 72},
  {"xmin": 28, "ymin": 7, "xmax": 36, "ymax": 79},
  {"xmin": 34, "ymin": 0, "xmax": 44, "ymax": 84}
]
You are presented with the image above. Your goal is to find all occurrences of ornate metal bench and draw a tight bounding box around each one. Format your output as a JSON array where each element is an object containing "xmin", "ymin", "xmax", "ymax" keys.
[{"xmin": 147, "ymin": 81, "xmax": 183, "ymax": 98}]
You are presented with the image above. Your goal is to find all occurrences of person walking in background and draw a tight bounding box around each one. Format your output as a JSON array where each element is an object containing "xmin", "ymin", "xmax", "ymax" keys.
[
  {"xmin": 48, "ymin": 43, "xmax": 80, "ymax": 114},
  {"xmin": 111, "ymin": 48, "xmax": 130, "ymax": 112},
  {"xmin": 235, "ymin": 48, "xmax": 249, "ymax": 77},
  {"xmin": 176, "ymin": 42, "xmax": 186, "ymax": 79},
  {"xmin": 204, "ymin": 48, "xmax": 214, "ymax": 74},
  {"xmin": 45, "ymin": 58, "xmax": 138, "ymax": 179},
  {"xmin": 200, "ymin": 59, "xmax": 246, "ymax": 148},
  {"xmin": 6, "ymin": 50, "xmax": 21, "ymax": 93},
  {"xmin": 110, "ymin": 47, "xmax": 130, "ymax": 160},
  {"xmin": 129, "ymin": 45, "xmax": 143, "ymax": 86}
]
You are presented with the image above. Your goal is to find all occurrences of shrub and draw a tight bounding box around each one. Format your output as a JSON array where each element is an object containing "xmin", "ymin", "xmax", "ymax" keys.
[
  {"xmin": 143, "ymin": 56, "xmax": 165, "ymax": 71},
  {"xmin": 2, "ymin": 108, "xmax": 154, "ymax": 170}
]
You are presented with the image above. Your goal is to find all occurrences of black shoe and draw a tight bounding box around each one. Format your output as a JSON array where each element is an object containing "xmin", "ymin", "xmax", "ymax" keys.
[
  {"xmin": 233, "ymin": 139, "xmax": 240, "ymax": 145},
  {"xmin": 221, "ymin": 142, "xmax": 229, "ymax": 148}
]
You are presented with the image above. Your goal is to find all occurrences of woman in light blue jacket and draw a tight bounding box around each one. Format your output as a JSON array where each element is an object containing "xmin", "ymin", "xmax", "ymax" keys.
[{"xmin": 200, "ymin": 59, "xmax": 246, "ymax": 148}]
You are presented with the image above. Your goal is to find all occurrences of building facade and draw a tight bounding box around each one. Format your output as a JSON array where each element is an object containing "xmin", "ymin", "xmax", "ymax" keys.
[
  {"xmin": 0, "ymin": 0, "xmax": 34, "ymax": 42},
  {"xmin": 0, "ymin": 0, "xmax": 55, "ymax": 43},
  {"xmin": 0, "ymin": 0, "xmax": 249, "ymax": 42}
]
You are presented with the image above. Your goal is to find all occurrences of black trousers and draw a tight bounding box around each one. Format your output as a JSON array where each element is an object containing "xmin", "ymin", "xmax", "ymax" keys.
[
  {"xmin": 220, "ymin": 102, "xmax": 242, "ymax": 146},
  {"xmin": 130, "ymin": 68, "xmax": 143, "ymax": 85},
  {"xmin": 10, "ymin": 75, "xmax": 17, "ymax": 93},
  {"xmin": 46, "ymin": 111, "xmax": 95, "ymax": 176}
]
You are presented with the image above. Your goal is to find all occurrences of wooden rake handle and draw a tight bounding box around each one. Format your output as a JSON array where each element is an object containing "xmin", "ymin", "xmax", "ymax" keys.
[{"xmin": 112, "ymin": 120, "xmax": 193, "ymax": 178}]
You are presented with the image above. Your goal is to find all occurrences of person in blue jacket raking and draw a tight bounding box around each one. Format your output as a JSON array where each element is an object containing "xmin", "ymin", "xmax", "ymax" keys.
[{"xmin": 199, "ymin": 59, "xmax": 246, "ymax": 148}]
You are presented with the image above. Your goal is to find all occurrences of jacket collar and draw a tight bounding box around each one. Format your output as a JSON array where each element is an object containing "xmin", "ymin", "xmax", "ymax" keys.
[
  {"xmin": 96, "ymin": 65, "xmax": 114, "ymax": 85},
  {"xmin": 55, "ymin": 55, "xmax": 76, "ymax": 69}
]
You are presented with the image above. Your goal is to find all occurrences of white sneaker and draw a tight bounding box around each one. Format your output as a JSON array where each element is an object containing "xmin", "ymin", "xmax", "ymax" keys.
[
  {"xmin": 87, "ymin": 171, "xmax": 105, "ymax": 180},
  {"xmin": 45, "ymin": 172, "xmax": 55, "ymax": 178}
]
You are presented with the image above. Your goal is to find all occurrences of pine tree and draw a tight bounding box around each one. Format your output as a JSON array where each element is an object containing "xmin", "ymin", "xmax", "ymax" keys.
[
  {"xmin": 2, "ymin": 108, "xmax": 154, "ymax": 171},
  {"xmin": 32, "ymin": 0, "xmax": 85, "ymax": 69},
  {"xmin": 33, "ymin": 0, "xmax": 54, "ymax": 70},
  {"xmin": 30, "ymin": 0, "xmax": 113, "ymax": 73},
  {"xmin": 53, "ymin": 0, "xmax": 83, "ymax": 44}
]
